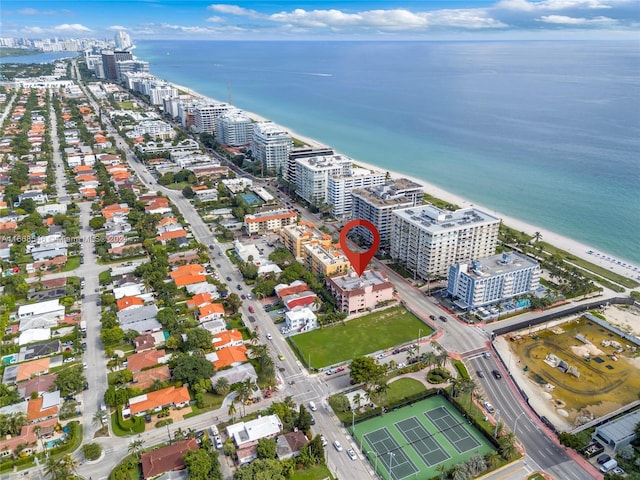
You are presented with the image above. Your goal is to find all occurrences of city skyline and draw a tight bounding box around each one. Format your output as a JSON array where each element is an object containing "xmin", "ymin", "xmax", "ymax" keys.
[{"xmin": 1, "ymin": 0, "xmax": 639, "ymax": 41}]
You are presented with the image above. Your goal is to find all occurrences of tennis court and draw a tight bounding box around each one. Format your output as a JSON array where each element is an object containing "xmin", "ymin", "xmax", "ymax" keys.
[
  {"xmin": 425, "ymin": 406, "xmax": 481, "ymax": 454},
  {"xmin": 396, "ymin": 417, "xmax": 450, "ymax": 466},
  {"xmin": 363, "ymin": 428, "xmax": 419, "ymax": 480},
  {"xmin": 353, "ymin": 395, "xmax": 496, "ymax": 480}
]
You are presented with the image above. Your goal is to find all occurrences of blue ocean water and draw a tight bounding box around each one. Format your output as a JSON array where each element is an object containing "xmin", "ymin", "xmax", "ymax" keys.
[{"xmin": 15, "ymin": 41, "xmax": 640, "ymax": 263}]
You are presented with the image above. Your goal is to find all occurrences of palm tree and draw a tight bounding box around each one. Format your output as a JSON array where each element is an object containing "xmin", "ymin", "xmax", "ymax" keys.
[
  {"xmin": 485, "ymin": 450, "xmax": 500, "ymax": 468},
  {"xmin": 214, "ymin": 377, "xmax": 230, "ymax": 396},
  {"xmin": 247, "ymin": 343, "xmax": 267, "ymax": 359},
  {"xmin": 248, "ymin": 330, "xmax": 259, "ymax": 345},
  {"xmin": 128, "ymin": 439, "xmax": 144, "ymax": 459},
  {"xmin": 499, "ymin": 437, "xmax": 517, "ymax": 460},
  {"xmin": 376, "ymin": 381, "xmax": 391, "ymax": 407},
  {"xmin": 353, "ymin": 393, "xmax": 362, "ymax": 411},
  {"xmin": 532, "ymin": 231, "xmax": 542, "ymax": 243},
  {"xmin": 435, "ymin": 352, "xmax": 448, "ymax": 368},
  {"xmin": 449, "ymin": 377, "xmax": 463, "ymax": 397},
  {"xmin": 228, "ymin": 399, "xmax": 237, "ymax": 423},
  {"xmin": 435, "ymin": 463, "xmax": 448, "ymax": 480},
  {"xmin": 59, "ymin": 454, "xmax": 79, "ymax": 477},
  {"xmin": 44, "ymin": 456, "xmax": 64, "ymax": 479},
  {"xmin": 93, "ymin": 409, "xmax": 108, "ymax": 428},
  {"xmin": 173, "ymin": 427, "xmax": 186, "ymax": 441}
]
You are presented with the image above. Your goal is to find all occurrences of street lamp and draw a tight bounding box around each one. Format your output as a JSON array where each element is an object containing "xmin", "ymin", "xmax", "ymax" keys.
[
  {"xmin": 513, "ymin": 411, "xmax": 527, "ymax": 437},
  {"xmin": 417, "ymin": 328, "xmax": 422, "ymax": 355},
  {"xmin": 493, "ymin": 410, "xmax": 500, "ymax": 439}
]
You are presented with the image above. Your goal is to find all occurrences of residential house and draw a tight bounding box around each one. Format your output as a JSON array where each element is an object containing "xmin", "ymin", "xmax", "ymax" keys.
[
  {"xmin": 170, "ymin": 264, "xmax": 206, "ymax": 287},
  {"xmin": 327, "ymin": 270, "xmax": 395, "ymax": 314},
  {"xmin": 140, "ymin": 439, "xmax": 198, "ymax": 480},
  {"xmin": 186, "ymin": 292, "xmax": 212, "ymax": 309},
  {"xmin": 156, "ymin": 229, "xmax": 188, "ymax": 246},
  {"xmin": 226, "ymin": 415, "xmax": 283, "ymax": 449},
  {"xmin": 213, "ymin": 329, "xmax": 243, "ymax": 350},
  {"xmin": 26, "ymin": 392, "xmax": 59, "ymax": 422},
  {"xmin": 17, "ymin": 300, "xmax": 65, "ymax": 321},
  {"xmin": 17, "ymin": 374, "xmax": 57, "ymax": 399},
  {"xmin": 210, "ymin": 363, "xmax": 257, "ymax": 387},
  {"xmin": 276, "ymin": 431, "xmax": 309, "ymax": 460},
  {"xmin": 134, "ymin": 333, "xmax": 156, "ymax": 352},
  {"xmin": 213, "ymin": 346, "xmax": 248, "ymax": 370},
  {"xmin": 198, "ymin": 303, "xmax": 225, "ymax": 322},
  {"xmin": 125, "ymin": 385, "xmax": 191, "ymax": 417},
  {"xmin": 127, "ymin": 349, "xmax": 168, "ymax": 373},
  {"xmin": 133, "ymin": 365, "xmax": 171, "ymax": 390},
  {"xmin": 117, "ymin": 296, "xmax": 145, "ymax": 311},
  {"xmin": 284, "ymin": 307, "xmax": 318, "ymax": 333},
  {"xmin": 117, "ymin": 304, "xmax": 161, "ymax": 333}
]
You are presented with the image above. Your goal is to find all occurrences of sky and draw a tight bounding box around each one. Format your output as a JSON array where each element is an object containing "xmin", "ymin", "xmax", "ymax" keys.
[{"xmin": 1, "ymin": 0, "xmax": 639, "ymax": 40}]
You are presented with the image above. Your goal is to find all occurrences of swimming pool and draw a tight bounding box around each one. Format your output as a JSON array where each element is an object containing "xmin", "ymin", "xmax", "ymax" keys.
[
  {"xmin": 1, "ymin": 354, "xmax": 16, "ymax": 365},
  {"xmin": 45, "ymin": 439, "xmax": 62, "ymax": 449}
]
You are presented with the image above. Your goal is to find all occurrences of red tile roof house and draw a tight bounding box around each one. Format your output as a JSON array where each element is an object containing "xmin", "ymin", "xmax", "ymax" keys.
[
  {"xmin": 117, "ymin": 295, "xmax": 145, "ymax": 311},
  {"xmin": 134, "ymin": 333, "xmax": 156, "ymax": 352},
  {"xmin": 140, "ymin": 438, "xmax": 198, "ymax": 479},
  {"xmin": 186, "ymin": 292, "xmax": 212, "ymax": 309},
  {"xmin": 125, "ymin": 385, "xmax": 190, "ymax": 417},
  {"xmin": 198, "ymin": 303, "xmax": 225, "ymax": 322},
  {"xmin": 126, "ymin": 349, "xmax": 167, "ymax": 373},
  {"xmin": 132, "ymin": 365, "xmax": 171, "ymax": 390}
]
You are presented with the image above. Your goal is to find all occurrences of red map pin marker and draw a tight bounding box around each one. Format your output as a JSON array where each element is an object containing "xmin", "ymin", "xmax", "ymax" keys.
[{"xmin": 340, "ymin": 219, "xmax": 380, "ymax": 277}]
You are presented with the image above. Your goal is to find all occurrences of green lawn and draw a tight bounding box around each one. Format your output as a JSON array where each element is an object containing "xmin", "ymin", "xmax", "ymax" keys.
[
  {"xmin": 289, "ymin": 306, "xmax": 433, "ymax": 368},
  {"xmin": 62, "ymin": 256, "xmax": 81, "ymax": 272},
  {"xmin": 292, "ymin": 464, "xmax": 333, "ymax": 480},
  {"xmin": 374, "ymin": 378, "xmax": 426, "ymax": 405}
]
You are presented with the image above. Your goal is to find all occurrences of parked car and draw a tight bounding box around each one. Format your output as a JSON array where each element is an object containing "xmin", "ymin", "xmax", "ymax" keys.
[
  {"xmin": 309, "ymin": 401, "xmax": 317, "ymax": 412},
  {"xmin": 483, "ymin": 352, "xmax": 491, "ymax": 358},
  {"xmin": 491, "ymin": 370, "xmax": 502, "ymax": 379},
  {"xmin": 320, "ymin": 435, "xmax": 328, "ymax": 447},
  {"xmin": 215, "ymin": 436, "xmax": 223, "ymax": 449},
  {"xmin": 596, "ymin": 454, "xmax": 611, "ymax": 465},
  {"xmin": 483, "ymin": 402, "xmax": 495, "ymax": 414},
  {"xmin": 347, "ymin": 449, "xmax": 357, "ymax": 461},
  {"xmin": 333, "ymin": 441, "xmax": 343, "ymax": 452}
]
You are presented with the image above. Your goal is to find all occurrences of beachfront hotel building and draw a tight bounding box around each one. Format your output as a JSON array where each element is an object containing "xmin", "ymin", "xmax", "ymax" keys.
[
  {"xmin": 244, "ymin": 208, "xmax": 298, "ymax": 235},
  {"xmin": 327, "ymin": 270, "xmax": 395, "ymax": 314},
  {"xmin": 446, "ymin": 252, "xmax": 541, "ymax": 311},
  {"xmin": 302, "ymin": 242, "xmax": 351, "ymax": 277},
  {"xmin": 295, "ymin": 154, "xmax": 352, "ymax": 207},
  {"xmin": 250, "ymin": 122, "xmax": 293, "ymax": 174},
  {"xmin": 215, "ymin": 109, "xmax": 253, "ymax": 147},
  {"xmin": 351, "ymin": 178, "xmax": 424, "ymax": 247},
  {"xmin": 328, "ymin": 168, "xmax": 386, "ymax": 218},
  {"xmin": 280, "ymin": 222, "xmax": 332, "ymax": 259},
  {"xmin": 285, "ymin": 147, "xmax": 334, "ymax": 186},
  {"xmin": 193, "ymin": 102, "xmax": 232, "ymax": 134},
  {"xmin": 390, "ymin": 205, "xmax": 501, "ymax": 278}
]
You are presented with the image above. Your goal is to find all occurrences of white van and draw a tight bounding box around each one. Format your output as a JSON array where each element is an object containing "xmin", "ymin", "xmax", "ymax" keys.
[
  {"xmin": 210, "ymin": 424, "xmax": 219, "ymax": 436},
  {"xmin": 600, "ymin": 459, "xmax": 618, "ymax": 473}
]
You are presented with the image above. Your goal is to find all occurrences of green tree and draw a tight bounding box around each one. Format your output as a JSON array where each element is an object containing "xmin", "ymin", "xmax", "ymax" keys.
[
  {"xmin": 171, "ymin": 354, "xmax": 216, "ymax": 386},
  {"xmin": 128, "ymin": 439, "xmax": 145, "ymax": 459},
  {"xmin": 83, "ymin": 442, "xmax": 102, "ymax": 460},
  {"xmin": 256, "ymin": 438, "xmax": 277, "ymax": 459},
  {"xmin": 349, "ymin": 356, "xmax": 385, "ymax": 387},
  {"xmin": 184, "ymin": 448, "xmax": 222, "ymax": 480},
  {"xmin": 184, "ymin": 328, "xmax": 213, "ymax": 352},
  {"xmin": 101, "ymin": 326, "xmax": 125, "ymax": 345},
  {"xmin": 214, "ymin": 377, "xmax": 230, "ymax": 396},
  {"xmin": 55, "ymin": 365, "xmax": 86, "ymax": 396},
  {"xmin": 89, "ymin": 216, "xmax": 106, "ymax": 229},
  {"xmin": 92, "ymin": 409, "xmax": 108, "ymax": 428},
  {"xmin": 296, "ymin": 404, "xmax": 312, "ymax": 432}
]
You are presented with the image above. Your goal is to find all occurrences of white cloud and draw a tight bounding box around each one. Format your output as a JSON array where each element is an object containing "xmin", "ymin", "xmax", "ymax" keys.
[
  {"xmin": 208, "ymin": 4, "xmax": 261, "ymax": 18},
  {"xmin": 538, "ymin": 14, "xmax": 617, "ymax": 23},
  {"xmin": 497, "ymin": 0, "xmax": 615, "ymax": 10},
  {"xmin": 52, "ymin": 23, "xmax": 92, "ymax": 33},
  {"xmin": 108, "ymin": 25, "xmax": 128, "ymax": 31},
  {"xmin": 17, "ymin": 8, "xmax": 61, "ymax": 15},
  {"xmin": 205, "ymin": 16, "xmax": 225, "ymax": 23}
]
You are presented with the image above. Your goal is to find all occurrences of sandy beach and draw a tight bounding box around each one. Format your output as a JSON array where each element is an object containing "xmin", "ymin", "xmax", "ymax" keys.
[{"xmin": 171, "ymin": 81, "xmax": 640, "ymax": 282}]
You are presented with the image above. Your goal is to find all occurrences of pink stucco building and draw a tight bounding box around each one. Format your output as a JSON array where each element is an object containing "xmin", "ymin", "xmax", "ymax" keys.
[{"xmin": 326, "ymin": 270, "xmax": 394, "ymax": 314}]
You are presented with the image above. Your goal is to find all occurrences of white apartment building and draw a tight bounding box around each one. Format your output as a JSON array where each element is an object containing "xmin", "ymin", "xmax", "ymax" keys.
[
  {"xmin": 295, "ymin": 155, "xmax": 352, "ymax": 207},
  {"xmin": 215, "ymin": 109, "xmax": 253, "ymax": 147},
  {"xmin": 351, "ymin": 178, "xmax": 423, "ymax": 247},
  {"xmin": 285, "ymin": 307, "xmax": 317, "ymax": 333},
  {"xmin": 285, "ymin": 147, "xmax": 334, "ymax": 185},
  {"xmin": 447, "ymin": 252, "xmax": 541, "ymax": 311},
  {"xmin": 390, "ymin": 205, "xmax": 500, "ymax": 278},
  {"xmin": 244, "ymin": 208, "xmax": 297, "ymax": 234},
  {"xmin": 129, "ymin": 120, "xmax": 175, "ymax": 140},
  {"xmin": 149, "ymin": 83, "xmax": 177, "ymax": 105},
  {"xmin": 250, "ymin": 122, "xmax": 292, "ymax": 174},
  {"xmin": 193, "ymin": 102, "xmax": 232, "ymax": 134},
  {"xmin": 328, "ymin": 168, "xmax": 386, "ymax": 218}
]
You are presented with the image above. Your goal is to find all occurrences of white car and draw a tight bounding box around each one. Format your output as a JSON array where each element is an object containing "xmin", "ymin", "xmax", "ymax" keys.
[
  {"xmin": 483, "ymin": 401, "xmax": 495, "ymax": 414},
  {"xmin": 266, "ymin": 333, "xmax": 273, "ymax": 340},
  {"xmin": 347, "ymin": 449, "xmax": 357, "ymax": 461},
  {"xmin": 309, "ymin": 401, "xmax": 317, "ymax": 412},
  {"xmin": 215, "ymin": 435, "xmax": 223, "ymax": 449},
  {"xmin": 320, "ymin": 435, "xmax": 328, "ymax": 447},
  {"xmin": 247, "ymin": 293, "xmax": 252, "ymax": 299},
  {"xmin": 333, "ymin": 441, "xmax": 343, "ymax": 452}
]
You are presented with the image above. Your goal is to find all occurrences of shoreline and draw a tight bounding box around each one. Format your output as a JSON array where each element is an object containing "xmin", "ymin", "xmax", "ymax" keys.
[{"xmin": 170, "ymin": 81, "xmax": 640, "ymax": 282}]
